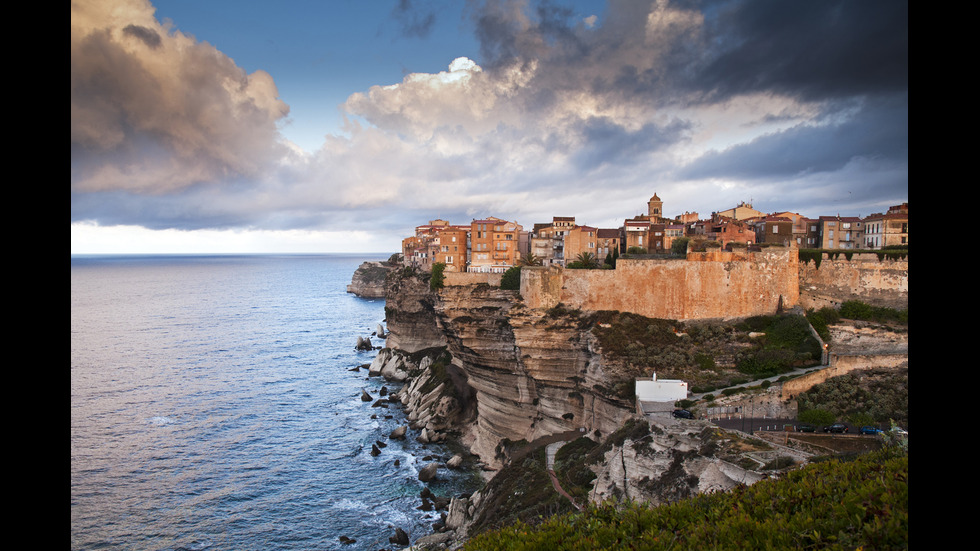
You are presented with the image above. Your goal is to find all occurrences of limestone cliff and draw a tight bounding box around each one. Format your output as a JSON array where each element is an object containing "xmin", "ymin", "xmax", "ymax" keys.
[
  {"xmin": 381, "ymin": 271, "xmax": 639, "ymax": 468},
  {"xmin": 383, "ymin": 269, "xmax": 448, "ymax": 352},
  {"xmin": 346, "ymin": 260, "xmax": 395, "ymax": 298}
]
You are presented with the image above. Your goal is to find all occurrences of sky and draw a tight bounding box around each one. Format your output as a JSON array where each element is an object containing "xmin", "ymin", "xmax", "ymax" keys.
[{"xmin": 71, "ymin": 0, "xmax": 908, "ymax": 254}]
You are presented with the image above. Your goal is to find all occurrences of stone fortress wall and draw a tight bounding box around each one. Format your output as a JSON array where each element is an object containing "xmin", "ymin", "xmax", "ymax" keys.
[
  {"xmin": 517, "ymin": 249, "xmax": 907, "ymax": 321},
  {"xmin": 797, "ymin": 252, "xmax": 908, "ymax": 311},
  {"xmin": 520, "ymin": 249, "xmax": 800, "ymax": 321}
]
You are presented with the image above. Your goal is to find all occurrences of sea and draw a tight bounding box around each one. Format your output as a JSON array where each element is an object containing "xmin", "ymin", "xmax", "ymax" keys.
[{"xmin": 71, "ymin": 254, "xmax": 476, "ymax": 551}]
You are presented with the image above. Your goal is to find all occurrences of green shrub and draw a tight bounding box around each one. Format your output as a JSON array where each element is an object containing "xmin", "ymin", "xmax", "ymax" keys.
[
  {"xmin": 840, "ymin": 300, "xmax": 908, "ymax": 324},
  {"xmin": 466, "ymin": 447, "xmax": 908, "ymax": 550},
  {"xmin": 500, "ymin": 266, "xmax": 521, "ymax": 290},
  {"xmin": 798, "ymin": 408, "xmax": 836, "ymax": 425},
  {"xmin": 671, "ymin": 237, "xmax": 690, "ymax": 255},
  {"xmin": 694, "ymin": 352, "xmax": 716, "ymax": 371},
  {"xmin": 806, "ymin": 307, "xmax": 839, "ymax": 341}
]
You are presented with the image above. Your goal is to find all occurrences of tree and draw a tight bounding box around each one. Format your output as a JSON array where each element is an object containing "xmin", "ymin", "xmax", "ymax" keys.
[
  {"xmin": 568, "ymin": 252, "xmax": 599, "ymax": 269},
  {"xmin": 671, "ymin": 237, "xmax": 690, "ymax": 255},
  {"xmin": 430, "ymin": 262, "xmax": 446, "ymax": 291},
  {"xmin": 500, "ymin": 266, "xmax": 521, "ymax": 290},
  {"xmin": 517, "ymin": 252, "xmax": 542, "ymax": 266}
]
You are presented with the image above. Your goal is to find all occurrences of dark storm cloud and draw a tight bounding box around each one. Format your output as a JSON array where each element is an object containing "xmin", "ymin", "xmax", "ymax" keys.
[
  {"xmin": 468, "ymin": 0, "xmax": 907, "ymax": 105},
  {"xmin": 679, "ymin": 94, "xmax": 908, "ymax": 181},
  {"xmin": 692, "ymin": 0, "xmax": 908, "ymax": 102},
  {"xmin": 569, "ymin": 116, "xmax": 692, "ymax": 171}
]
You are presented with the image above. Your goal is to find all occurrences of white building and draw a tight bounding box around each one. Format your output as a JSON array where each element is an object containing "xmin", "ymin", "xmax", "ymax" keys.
[{"xmin": 635, "ymin": 373, "xmax": 688, "ymax": 403}]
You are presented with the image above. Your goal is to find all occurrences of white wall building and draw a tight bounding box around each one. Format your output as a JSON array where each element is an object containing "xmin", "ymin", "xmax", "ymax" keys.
[{"xmin": 635, "ymin": 373, "xmax": 689, "ymax": 403}]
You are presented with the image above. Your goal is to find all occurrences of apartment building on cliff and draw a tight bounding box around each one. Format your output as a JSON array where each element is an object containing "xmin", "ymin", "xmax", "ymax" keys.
[
  {"xmin": 863, "ymin": 203, "xmax": 908, "ymax": 249},
  {"xmin": 470, "ymin": 217, "xmax": 526, "ymax": 273},
  {"xmin": 815, "ymin": 215, "xmax": 863, "ymax": 249}
]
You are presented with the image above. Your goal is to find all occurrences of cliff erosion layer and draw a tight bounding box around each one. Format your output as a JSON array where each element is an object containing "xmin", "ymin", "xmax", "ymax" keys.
[{"xmin": 384, "ymin": 271, "xmax": 636, "ymax": 468}]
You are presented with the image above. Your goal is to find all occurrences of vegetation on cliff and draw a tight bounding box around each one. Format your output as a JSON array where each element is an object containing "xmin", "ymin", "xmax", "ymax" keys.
[
  {"xmin": 584, "ymin": 310, "xmax": 821, "ymax": 393},
  {"xmin": 464, "ymin": 445, "xmax": 908, "ymax": 550},
  {"xmin": 799, "ymin": 246, "xmax": 908, "ymax": 268},
  {"xmin": 500, "ymin": 266, "xmax": 521, "ymax": 290},
  {"xmin": 798, "ymin": 367, "xmax": 909, "ymax": 429}
]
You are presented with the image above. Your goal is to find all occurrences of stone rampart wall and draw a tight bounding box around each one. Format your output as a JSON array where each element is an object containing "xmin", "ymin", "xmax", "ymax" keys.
[
  {"xmin": 444, "ymin": 272, "xmax": 501, "ymax": 287},
  {"xmin": 521, "ymin": 249, "xmax": 799, "ymax": 321},
  {"xmin": 798, "ymin": 253, "xmax": 908, "ymax": 310}
]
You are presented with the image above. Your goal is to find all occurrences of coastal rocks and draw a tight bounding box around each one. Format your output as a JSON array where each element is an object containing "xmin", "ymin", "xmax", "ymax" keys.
[
  {"xmin": 347, "ymin": 260, "xmax": 396, "ymax": 298},
  {"xmin": 355, "ymin": 336, "xmax": 373, "ymax": 351},
  {"xmin": 388, "ymin": 527, "xmax": 409, "ymax": 546},
  {"xmin": 418, "ymin": 462, "xmax": 439, "ymax": 482},
  {"xmin": 390, "ymin": 425, "xmax": 407, "ymax": 439},
  {"xmin": 446, "ymin": 454, "xmax": 463, "ymax": 469},
  {"xmin": 414, "ymin": 531, "xmax": 453, "ymax": 547},
  {"xmin": 368, "ymin": 348, "xmax": 410, "ymax": 382},
  {"xmin": 360, "ymin": 389, "xmax": 372, "ymax": 402}
]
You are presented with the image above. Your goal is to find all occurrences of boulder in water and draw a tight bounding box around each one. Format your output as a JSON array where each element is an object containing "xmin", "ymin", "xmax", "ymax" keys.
[
  {"xmin": 418, "ymin": 462, "xmax": 439, "ymax": 482},
  {"xmin": 389, "ymin": 527, "xmax": 409, "ymax": 546}
]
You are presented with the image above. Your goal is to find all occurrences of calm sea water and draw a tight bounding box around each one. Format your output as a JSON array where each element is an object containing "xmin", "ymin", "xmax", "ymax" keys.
[{"xmin": 71, "ymin": 254, "xmax": 474, "ymax": 551}]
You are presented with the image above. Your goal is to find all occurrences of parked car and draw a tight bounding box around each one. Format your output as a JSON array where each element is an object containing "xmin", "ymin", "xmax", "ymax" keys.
[
  {"xmin": 797, "ymin": 423, "xmax": 816, "ymax": 433},
  {"xmin": 823, "ymin": 423, "xmax": 849, "ymax": 434},
  {"xmin": 672, "ymin": 409, "xmax": 694, "ymax": 419},
  {"xmin": 860, "ymin": 426, "xmax": 883, "ymax": 435}
]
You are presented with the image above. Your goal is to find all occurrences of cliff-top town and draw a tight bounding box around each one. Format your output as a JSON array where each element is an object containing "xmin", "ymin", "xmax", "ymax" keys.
[{"xmin": 401, "ymin": 194, "xmax": 909, "ymax": 273}]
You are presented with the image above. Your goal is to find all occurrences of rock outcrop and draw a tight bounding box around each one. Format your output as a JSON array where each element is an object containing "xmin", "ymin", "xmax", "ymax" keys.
[
  {"xmin": 589, "ymin": 420, "xmax": 764, "ymax": 505},
  {"xmin": 347, "ymin": 260, "xmax": 396, "ymax": 298}
]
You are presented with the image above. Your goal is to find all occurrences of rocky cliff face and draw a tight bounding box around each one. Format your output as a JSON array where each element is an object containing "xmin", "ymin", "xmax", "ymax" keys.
[
  {"xmin": 383, "ymin": 269, "xmax": 449, "ymax": 352},
  {"xmin": 346, "ymin": 261, "xmax": 395, "ymax": 298},
  {"xmin": 382, "ymin": 271, "xmax": 637, "ymax": 468},
  {"xmin": 435, "ymin": 285, "xmax": 637, "ymax": 466}
]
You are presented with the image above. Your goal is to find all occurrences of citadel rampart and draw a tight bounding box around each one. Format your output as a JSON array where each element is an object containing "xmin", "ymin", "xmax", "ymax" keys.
[
  {"xmin": 520, "ymin": 249, "xmax": 799, "ymax": 321},
  {"xmin": 444, "ymin": 272, "xmax": 502, "ymax": 287},
  {"xmin": 798, "ymin": 252, "xmax": 907, "ymax": 310}
]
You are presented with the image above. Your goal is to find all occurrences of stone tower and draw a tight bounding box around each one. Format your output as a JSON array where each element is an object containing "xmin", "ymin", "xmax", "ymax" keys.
[{"xmin": 648, "ymin": 193, "xmax": 663, "ymax": 221}]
